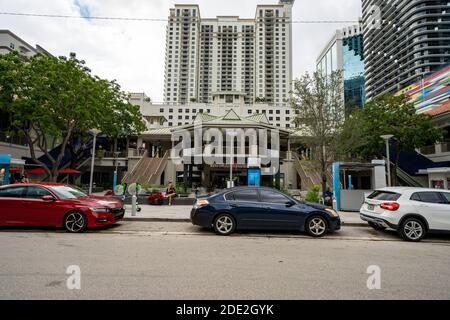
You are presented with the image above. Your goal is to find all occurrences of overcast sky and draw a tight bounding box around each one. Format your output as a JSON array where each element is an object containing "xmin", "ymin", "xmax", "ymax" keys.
[{"xmin": 0, "ymin": 0, "xmax": 361, "ymax": 102}]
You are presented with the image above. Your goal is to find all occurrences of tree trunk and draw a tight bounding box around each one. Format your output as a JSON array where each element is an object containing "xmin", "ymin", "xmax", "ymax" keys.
[
  {"xmin": 24, "ymin": 132, "xmax": 52, "ymax": 180},
  {"xmin": 321, "ymin": 145, "xmax": 327, "ymax": 199}
]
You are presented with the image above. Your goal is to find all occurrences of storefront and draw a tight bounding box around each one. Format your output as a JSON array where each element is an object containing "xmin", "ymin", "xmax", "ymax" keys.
[{"xmin": 423, "ymin": 168, "xmax": 450, "ymax": 190}]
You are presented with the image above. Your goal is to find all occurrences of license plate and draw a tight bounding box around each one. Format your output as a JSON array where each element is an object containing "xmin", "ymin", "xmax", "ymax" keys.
[{"xmin": 367, "ymin": 204, "xmax": 375, "ymax": 211}]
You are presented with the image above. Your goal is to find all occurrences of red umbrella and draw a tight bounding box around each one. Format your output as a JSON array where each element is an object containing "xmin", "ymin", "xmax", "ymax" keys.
[
  {"xmin": 58, "ymin": 168, "xmax": 81, "ymax": 174},
  {"xmin": 26, "ymin": 168, "xmax": 46, "ymax": 175}
]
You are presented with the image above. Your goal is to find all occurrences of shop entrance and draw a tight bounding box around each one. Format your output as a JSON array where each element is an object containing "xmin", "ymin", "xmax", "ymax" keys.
[{"xmin": 210, "ymin": 169, "xmax": 247, "ymax": 189}]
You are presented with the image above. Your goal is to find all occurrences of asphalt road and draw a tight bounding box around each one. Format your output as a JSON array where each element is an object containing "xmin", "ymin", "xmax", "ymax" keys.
[{"xmin": 1, "ymin": 221, "xmax": 450, "ymax": 300}]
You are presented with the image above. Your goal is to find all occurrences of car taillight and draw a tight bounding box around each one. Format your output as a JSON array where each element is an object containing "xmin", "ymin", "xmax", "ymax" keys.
[
  {"xmin": 195, "ymin": 199, "xmax": 209, "ymax": 209},
  {"xmin": 380, "ymin": 202, "xmax": 400, "ymax": 211}
]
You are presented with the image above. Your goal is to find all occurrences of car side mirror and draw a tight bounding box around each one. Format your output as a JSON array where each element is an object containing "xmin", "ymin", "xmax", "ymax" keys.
[
  {"xmin": 286, "ymin": 201, "xmax": 295, "ymax": 207},
  {"xmin": 42, "ymin": 195, "xmax": 55, "ymax": 202}
]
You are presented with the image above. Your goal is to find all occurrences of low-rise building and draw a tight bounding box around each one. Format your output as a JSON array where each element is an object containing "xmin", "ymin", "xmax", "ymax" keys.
[{"xmin": 0, "ymin": 30, "xmax": 51, "ymax": 160}]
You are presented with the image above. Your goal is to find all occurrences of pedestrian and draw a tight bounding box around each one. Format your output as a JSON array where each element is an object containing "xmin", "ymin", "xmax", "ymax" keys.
[
  {"xmin": 21, "ymin": 173, "xmax": 30, "ymax": 184},
  {"xmin": 166, "ymin": 182, "xmax": 176, "ymax": 206}
]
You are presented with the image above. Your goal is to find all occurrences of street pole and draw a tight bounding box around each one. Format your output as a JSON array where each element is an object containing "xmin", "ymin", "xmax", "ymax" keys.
[
  {"xmin": 89, "ymin": 129, "xmax": 101, "ymax": 195},
  {"xmin": 381, "ymin": 135, "xmax": 394, "ymax": 187},
  {"xmin": 227, "ymin": 131, "xmax": 237, "ymax": 189},
  {"xmin": 113, "ymin": 151, "xmax": 120, "ymax": 192},
  {"xmin": 229, "ymin": 150, "xmax": 233, "ymax": 188}
]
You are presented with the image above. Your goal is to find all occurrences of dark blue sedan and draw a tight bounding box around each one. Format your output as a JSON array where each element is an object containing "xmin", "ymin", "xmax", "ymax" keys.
[{"xmin": 191, "ymin": 187, "xmax": 341, "ymax": 237}]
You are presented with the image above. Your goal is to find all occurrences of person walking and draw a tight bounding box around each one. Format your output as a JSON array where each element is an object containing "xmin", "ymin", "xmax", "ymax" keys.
[{"xmin": 166, "ymin": 182, "xmax": 176, "ymax": 206}]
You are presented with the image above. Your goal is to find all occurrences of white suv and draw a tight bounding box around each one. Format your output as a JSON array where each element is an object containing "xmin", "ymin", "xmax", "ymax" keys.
[{"xmin": 360, "ymin": 187, "xmax": 450, "ymax": 242}]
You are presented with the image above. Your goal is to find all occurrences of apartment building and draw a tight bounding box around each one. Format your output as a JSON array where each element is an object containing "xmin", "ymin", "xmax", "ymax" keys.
[
  {"xmin": 163, "ymin": 1, "xmax": 295, "ymax": 106},
  {"xmin": 0, "ymin": 30, "xmax": 50, "ymax": 59},
  {"xmin": 0, "ymin": 30, "xmax": 51, "ymax": 159},
  {"xmin": 362, "ymin": 0, "xmax": 450, "ymax": 100}
]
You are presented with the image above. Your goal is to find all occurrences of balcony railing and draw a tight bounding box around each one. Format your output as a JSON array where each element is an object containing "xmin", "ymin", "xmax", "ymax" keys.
[{"xmin": 420, "ymin": 144, "xmax": 436, "ymax": 155}]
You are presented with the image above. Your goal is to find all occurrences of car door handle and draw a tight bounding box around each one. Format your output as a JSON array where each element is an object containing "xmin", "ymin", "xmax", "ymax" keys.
[
  {"xmin": 264, "ymin": 206, "xmax": 272, "ymax": 210},
  {"xmin": 230, "ymin": 204, "xmax": 238, "ymax": 208}
]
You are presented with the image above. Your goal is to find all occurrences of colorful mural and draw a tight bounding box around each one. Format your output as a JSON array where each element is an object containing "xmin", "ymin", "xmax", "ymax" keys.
[{"xmin": 398, "ymin": 65, "xmax": 450, "ymax": 116}]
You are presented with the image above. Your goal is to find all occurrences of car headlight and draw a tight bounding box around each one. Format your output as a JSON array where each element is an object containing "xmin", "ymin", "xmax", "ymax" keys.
[
  {"xmin": 90, "ymin": 207, "xmax": 110, "ymax": 213},
  {"xmin": 325, "ymin": 208, "xmax": 339, "ymax": 217}
]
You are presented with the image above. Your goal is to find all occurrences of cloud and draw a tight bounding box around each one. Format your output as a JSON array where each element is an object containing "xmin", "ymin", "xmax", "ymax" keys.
[{"xmin": 0, "ymin": 0, "xmax": 361, "ymax": 102}]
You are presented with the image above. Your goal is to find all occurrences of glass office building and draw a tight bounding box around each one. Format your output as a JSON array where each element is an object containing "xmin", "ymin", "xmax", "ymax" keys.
[
  {"xmin": 342, "ymin": 34, "xmax": 365, "ymax": 110},
  {"xmin": 317, "ymin": 25, "xmax": 366, "ymax": 113}
]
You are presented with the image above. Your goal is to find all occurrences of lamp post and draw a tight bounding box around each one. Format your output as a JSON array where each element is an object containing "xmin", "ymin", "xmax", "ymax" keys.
[
  {"xmin": 89, "ymin": 129, "xmax": 101, "ymax": 195},
  {"xmin": 381, "ymin": 135, "xmax": 394, "ymax": 187},
  {"xmin": 113, "ymin": 151, "xmax": 121, "ymax": 192}
]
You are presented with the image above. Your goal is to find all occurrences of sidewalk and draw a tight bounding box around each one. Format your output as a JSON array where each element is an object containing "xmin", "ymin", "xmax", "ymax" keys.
[{"xmin": 123, "ymin": 205, "xmax": 366, "ymax": 226}]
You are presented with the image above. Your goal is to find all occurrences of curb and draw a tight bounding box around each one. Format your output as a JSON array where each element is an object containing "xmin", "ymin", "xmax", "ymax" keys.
[
  {"xmin": 123, "ymin": 218, "xmax": 191, "ymax": 223},
  {"xmin": 123, "ymin": 217, "xmax": 369, "ymax": 227}
]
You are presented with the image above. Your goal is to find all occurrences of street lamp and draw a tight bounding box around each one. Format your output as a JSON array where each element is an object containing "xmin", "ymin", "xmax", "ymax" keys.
[
  {"xmin": 381, "ymin": 134, "xmax": 394, "ymax": 187},
  {"xmin": 89, "ymin": 129, "xmax": 101, "ymax": 195},
  {"xmin": 113, "ymin": 151, "xmax": 121, "ymax": 192}
]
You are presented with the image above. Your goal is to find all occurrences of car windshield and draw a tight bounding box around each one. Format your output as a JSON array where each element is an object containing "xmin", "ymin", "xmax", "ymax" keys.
[{"xmin": 49, "ymin": 185, "xmax": 88, "ymax": 199}]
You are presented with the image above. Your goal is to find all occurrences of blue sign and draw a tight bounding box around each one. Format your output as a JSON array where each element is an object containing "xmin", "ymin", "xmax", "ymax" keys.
[
  {"xmin": 247, "ymin": 168, "xmax": 261, "ymax": 187},
  {"xmin": 0, "ymin": 154, "xmax": 12, "ymax": 185},
  {"xmin": 332, "ymin": 162, "xmax": 341, "ymax": 211}
]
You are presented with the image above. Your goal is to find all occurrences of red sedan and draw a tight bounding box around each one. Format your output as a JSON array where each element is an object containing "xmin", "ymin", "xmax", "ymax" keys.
[{"xmin": 0, "ymin": 183, "xmax": 125, "ymax": 233}]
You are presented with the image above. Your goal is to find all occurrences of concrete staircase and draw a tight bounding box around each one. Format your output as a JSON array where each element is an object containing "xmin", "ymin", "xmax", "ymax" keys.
[
  {"xmin": 293, "ymin": 153, "xmax": 332, "ymax": 191},
  {"xmin": 123, "ymin": 151, "xmax": 169, "ymax": 185}
]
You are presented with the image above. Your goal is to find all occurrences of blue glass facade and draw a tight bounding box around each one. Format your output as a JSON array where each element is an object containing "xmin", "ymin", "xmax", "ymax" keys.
[{"xmin": 343, "ymin": 35, "xmax": 365, "ymax": 111}]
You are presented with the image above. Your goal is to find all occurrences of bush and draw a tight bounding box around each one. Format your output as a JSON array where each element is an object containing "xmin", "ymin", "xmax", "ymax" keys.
[{"xmin": 305, "ymin": 185, "xmax": 321, "ymax": 203}]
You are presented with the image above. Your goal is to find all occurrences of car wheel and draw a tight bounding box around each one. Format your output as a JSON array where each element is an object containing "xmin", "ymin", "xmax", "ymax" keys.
[
  {"xmin": 63, "ymin": 212, "xmax": 88, "ymax": 233},
  {"xmin": 399, "ymin": 217, "xmax": 426, "ymax": 242},
  {"xmin": 368, "ymin": 221, "xmax": 387, "ymax": 231},
  {"xmin": 306, "ymin": 215, "xmax": 328, "ymax": 237},
  {"xmin": 213, "ymin": 214, "xmax": 236, "ymax": 236}
]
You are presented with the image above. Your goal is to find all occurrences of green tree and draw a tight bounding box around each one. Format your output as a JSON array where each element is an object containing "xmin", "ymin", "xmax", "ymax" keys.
[
  {"xmin": 291, "ymin": 70, "xmax": 345, "ymax": 196},
  {"xmin": 0, "ymin": 52, "xmax": 146, "ymax": 181},
  {"xmin": 340, "ymin": 94, "xmax": 443, "ymax": 185}
]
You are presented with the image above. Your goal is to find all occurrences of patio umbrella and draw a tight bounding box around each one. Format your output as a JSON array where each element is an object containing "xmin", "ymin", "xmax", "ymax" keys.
[
  {"xmin": 58, "ymin": 168, "xmax": 81, "ymax": 174},
  {"xmin": 58, "ymin": 168, "xmax": 81, "ymax": 184},
  {"xmin": 26, "ymin": 168, "xmax": 46, "ymax": 175}
]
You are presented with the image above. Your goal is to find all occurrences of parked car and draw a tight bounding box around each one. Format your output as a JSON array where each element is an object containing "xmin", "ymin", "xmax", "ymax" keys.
[
  {"xmin": 360, "ymin": 187, "xmax": 450, "ymax": 242},
  {"xmin": 0, "ymin": 183, "xmax": 125, "ymax": 233},
  {"xmin": 148, "ymin": 191, "xmax": 165, "ymax": 205},
  {"xmin": 191, "ymin": 187, "xmax": 341, "ymax": 237}
]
